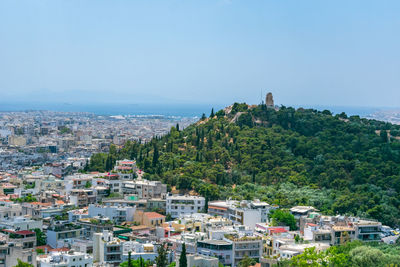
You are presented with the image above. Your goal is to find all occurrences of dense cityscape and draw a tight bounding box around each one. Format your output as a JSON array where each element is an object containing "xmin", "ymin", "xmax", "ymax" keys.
[
  {"xmin": 1, "ymin": 0, "xmax": 399, "ymax": 266},
  {"xmin": 0, "ymin": 111, "xmax": 196, "ymax": 171},
  {"xmin": 0, "ymin": 95, "xmax": 399, "ymax": 267}
]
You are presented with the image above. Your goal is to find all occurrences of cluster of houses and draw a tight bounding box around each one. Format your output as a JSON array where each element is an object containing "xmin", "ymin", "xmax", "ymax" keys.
[
  {"xmin": 0, "ymin": 159, "xmax": 391, "ymax": 267},
  {"xmin": 0, "ymin": 111, "xmax": 197, "ymax": 171}
]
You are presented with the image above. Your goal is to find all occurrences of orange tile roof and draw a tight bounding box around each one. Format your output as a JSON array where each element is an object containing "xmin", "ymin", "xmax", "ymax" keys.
[{"xmin": 144, "ymin": 212, "xmax": 165, "ymax": 219}]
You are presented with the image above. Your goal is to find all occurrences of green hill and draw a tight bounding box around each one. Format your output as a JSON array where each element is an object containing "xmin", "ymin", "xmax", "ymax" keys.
[{"xmin": 88, "ymin": 103, "xmax": 400, "ymax": 227}]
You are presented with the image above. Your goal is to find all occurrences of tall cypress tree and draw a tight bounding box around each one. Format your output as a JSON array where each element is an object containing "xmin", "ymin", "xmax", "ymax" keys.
[
  {"xmin": 128, "ymin": 251, "xmax": 132, "ymax": 267},
  {"xmin": 210, "ymin": 108, "xmax": 215, "ymax": 118},
  {"xmin": 155, "ymin": 243, "xmax": 167, "ymax": 267},
  {"xmin": 179, "ymin": 243, "xmax": 187, "ymax": 267},
  {"xmin": 204, "ymin": 196, "xmax": 209, "ymax": 213},
  {"xmin": 139, "ymin": 256, "xmax": 144, "ymax": 267},
  {"xmin": 152, "ymin": 144, "xmax": 159, "ymax": 167}
]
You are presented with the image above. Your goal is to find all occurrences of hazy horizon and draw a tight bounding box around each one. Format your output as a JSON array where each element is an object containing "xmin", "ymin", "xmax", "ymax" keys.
[{"xmin": 1, "ymin": 1, "xmax": 399, "ymax": 108}]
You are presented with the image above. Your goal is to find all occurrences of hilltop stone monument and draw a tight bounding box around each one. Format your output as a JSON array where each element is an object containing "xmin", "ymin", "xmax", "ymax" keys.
[{"xmin": 266, "ymin": 92, "xmax": 274, "ymax": 107}]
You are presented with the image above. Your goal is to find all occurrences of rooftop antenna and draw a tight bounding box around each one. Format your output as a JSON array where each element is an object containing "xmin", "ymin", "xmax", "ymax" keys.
[{"xmin": 260, "ymin": 89, "xmax": 264, "ymax": 105}]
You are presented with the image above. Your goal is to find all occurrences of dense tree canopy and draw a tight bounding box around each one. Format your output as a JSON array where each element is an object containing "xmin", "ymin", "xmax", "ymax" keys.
[
  {"xmin": 89, "ymin": 104, "xmax": 400, "ymax": 227},
  {"xmin": 281, "ymin": 241, "xmax": 400, "ymax": 267},
  {"xmin": 270, "ymin": 209, "xmax": 297, "ymax": 230}
]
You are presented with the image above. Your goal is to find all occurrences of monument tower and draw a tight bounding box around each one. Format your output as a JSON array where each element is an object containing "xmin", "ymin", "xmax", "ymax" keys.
[{"xmin": 266, "ymin": 92, "xmax": 274, "ymax": 108}]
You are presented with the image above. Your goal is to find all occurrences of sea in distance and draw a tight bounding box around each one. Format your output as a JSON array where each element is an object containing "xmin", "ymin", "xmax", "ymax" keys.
[{"xmin": 0, "ymin": 102, "xmax": 388, "ymax": 118}]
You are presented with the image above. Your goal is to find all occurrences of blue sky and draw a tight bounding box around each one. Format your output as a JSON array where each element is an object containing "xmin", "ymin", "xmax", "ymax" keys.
[{"xmin": 0, "ymin": 0, "xmax": 399, "ymax": 108}]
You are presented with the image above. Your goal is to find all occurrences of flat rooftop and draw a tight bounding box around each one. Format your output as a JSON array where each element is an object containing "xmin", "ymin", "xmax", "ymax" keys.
[{"xmin": 198, "ymin": 239, "xmax": 231, "ymax": 245}]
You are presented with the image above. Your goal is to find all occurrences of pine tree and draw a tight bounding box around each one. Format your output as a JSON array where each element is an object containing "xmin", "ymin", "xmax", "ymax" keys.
[
  {"xmin": 201, "ymin": 113, "xmax": 206, "ymax": 120},
  {"xmin": 176, "ymin": 123, "xmax": 180, "ymax": 131},
  {"xmin": 179, "ymin": 243, "xmax": 187, "ymax": 267},
  {"xmin": 210, "ymin": 108, "xmax": 215, "ymax": 118}
]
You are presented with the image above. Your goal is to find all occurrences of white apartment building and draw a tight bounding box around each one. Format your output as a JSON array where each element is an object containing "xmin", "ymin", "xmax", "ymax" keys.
[
  {"xmin": 37, "ymin": 251, "xmax": 93, "ymax": 267},
  {"xmin": 208, "ymin": 200, "xmax": 276, "ymax": 229},
  {"xmin": 122, "ymin": 242, "xmax": 158, "ymax": 262},
  {"xmin": 0, "ymin": 216, "xmax": 42, "ymax": 231},
  {"xmin": 93, "ymin": 231, "xmax": 123, "ymax": 266},
  {"xmin": 88, "ymin": 204, "xmax": 135, "ymax": 224},
  {"xmin": 122, "ymin": 179, "xmax": 167, "ymax": 199},
  {"xmin": 166, "ymin": 195, "xmax": 205, "ymax": 218},
  {"xmin": 68, "ymin": 209, "xmax": 89, "ymax": 222},
  {"xmin": 3, "ymin": 230, "xmax": 37, "ymax": 267},
  {"xmin": 0, "ymin": 203, "xmax": 23, "ymax": 219}
]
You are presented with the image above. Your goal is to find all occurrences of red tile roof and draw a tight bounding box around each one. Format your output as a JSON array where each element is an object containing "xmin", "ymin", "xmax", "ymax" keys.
[
  {"xmin": 16, "ymin": 230, "xmax": 35, "ymax": 235},
  {"xmin": 269, "ymin": 228, "xmax": 288, "ymax": 234},
  {"xmin": 121, "ymin": 161, "xmax": 134, "ymax": 164}
]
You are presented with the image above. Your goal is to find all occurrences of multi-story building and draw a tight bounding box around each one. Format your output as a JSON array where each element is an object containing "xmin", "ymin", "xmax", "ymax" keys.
[
  {"xmin": 122, "ymin": 241, "xmax": 157, "ymax": 262},
  {"xmin": 122, "ymin": 179, "xmax": 167, "ymax": 199},
  {"xmin": 354, "ymin": 219, "xmax": 382, "ymax": 242},
  {"xmin": 35, "ymin": 175, "xmax": 64, "ymax": 192},
  {"xmin": 46, "ymin": 221, "xmax": 84, "ymax": 248},
  {"xmin": 70, "ymin": 238, "xmax": 94, "ymax": 254},
  {"xmin": 93, "ymin": 230, "xmax": 123, "ymax": 266},
  {"xmin": 88, "ymin": 204, "xmax": 135, "ymax": 224},
  {"xmin": 2, "ymin": 230, "xmax": 37, "ymax": 267},
  {"xmin": 166, "ymin": 195, "xmax": 205, "ymax": 218},
  {"xmin": 69, "ymin": 189, "xmax": 96, "ymax": 208},
  {"xmin": 0, "ymin": 216, "xmax": 42, "ymax": 231},
  {"xmin": 303, "ymin": 223, "xmax": 331, "ymax": 244},
  {"xmin": 208, "ymin": 200, "xmax": 276, "ymax": 229},
  {"xmin": 197, "ymin": 239, "xmax": 233, "ymax": 266},
  {"xmin": 22, "ymin": 202, "xmax": 53, "ymax": 219},
  {"xmin": 75, "ymin": 217, "xmax": 114, "ymax": 238},
  {"xmin": 230, "ymin": 235, "xmax": 263, "ymax": 266},
  {"xmin": 68, "ymin": 208, "xmax": 89, "ymax": 222},
  {"xmin": 0, "ymin": 203, "xmax": 23, "ymax": 219},
  {"xmin": 37, "ymin": 250, "xmax": 93, "ymax": 267},
  {"xmin": 331, "ymin": 225, "xmax": 356, "ymax": 245}
]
